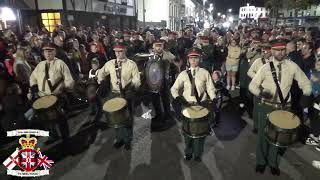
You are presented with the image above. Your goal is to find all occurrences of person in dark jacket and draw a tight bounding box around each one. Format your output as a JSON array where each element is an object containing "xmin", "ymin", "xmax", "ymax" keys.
[
  {"xmin": 287, "ymin": 41, "xmax": 304, "ymax": 120},
  {"xmin": 301, "ymin": 42, "xmax": 316, "ymax": 79},
  {"xmin": 87, "ymin": 42, "xmax": 108, "ymax": 69}
]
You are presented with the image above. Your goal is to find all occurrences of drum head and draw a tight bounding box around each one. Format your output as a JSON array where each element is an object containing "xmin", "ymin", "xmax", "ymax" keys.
[
  {"xmin": 145, "ymin": 60, "xmax": 164, "ymax": 90},
  {"xmin": 182, "ymin": 106, "xmax": 209, "ymax": 119},
  {"xmin": 103, "ymin": 97, "xmax": 127, "ymax": 112},
  {"xmin": 32, "ymin": 95, "xmax": 58, "ymax": 110},
  {"xmin": 268, "ymin": 110, "xmax": 300, "ymax": 129}
]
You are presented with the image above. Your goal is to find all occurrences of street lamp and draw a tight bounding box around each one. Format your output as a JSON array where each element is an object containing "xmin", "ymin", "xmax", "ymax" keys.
[
  {"xmin": 217, "ymin": 12, "xmax": 221, "ymax": 16},
  {"xmin": 228, "ymin": 9, "xmax": 232, "ymax": 13}
]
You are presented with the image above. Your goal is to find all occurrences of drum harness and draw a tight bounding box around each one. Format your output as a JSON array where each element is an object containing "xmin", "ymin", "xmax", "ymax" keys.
[
  {"xmin": 115, "ymin": 61, "xmax": 124, "ymax": 97},
  {"xmin": 186, "ymin": 68, "xmax": 214, "ymax": 133},
  {"xmin": 268, "ymin": 62, "xmax": 290, "ymax": 110},
  {"xmin": 44, "ymin": 63, "xmax": 64, "ymax": 94}
]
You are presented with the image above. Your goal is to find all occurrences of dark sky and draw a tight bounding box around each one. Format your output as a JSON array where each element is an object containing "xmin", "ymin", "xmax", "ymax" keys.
[{"xmin": 209, "ymin": 0, "xmax": 265, "ymax": 14}]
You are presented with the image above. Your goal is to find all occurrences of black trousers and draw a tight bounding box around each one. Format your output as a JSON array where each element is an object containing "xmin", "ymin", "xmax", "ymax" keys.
[
  {"xmin": 290, "ymin": 82, "xmax": 303, "ymax": 121},
  {"xmin": 148, "ymin": 91, "xmax": 171, "ymax": 122}
]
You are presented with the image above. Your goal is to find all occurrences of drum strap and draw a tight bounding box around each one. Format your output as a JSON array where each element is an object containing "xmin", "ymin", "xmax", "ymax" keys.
[
  {"xmin": 269, "ymin": 62, "xmax": 289, "ymax": 108},
  {"xmin": 45, "ymin": 63, "xmax": 63, "ymax": 93},
  {"xmin": 115, "ymin": 61, "xmax": 123, "ymax": 96},
  {"xmin": 187, "ymin": 69, "xmax": 201, "ymax": 104}
]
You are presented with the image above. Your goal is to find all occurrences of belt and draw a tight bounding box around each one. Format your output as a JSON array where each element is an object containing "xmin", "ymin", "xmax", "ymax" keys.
[{"xmin": 260, "ymin": 99, "xmax": 291, "ymax": 109}]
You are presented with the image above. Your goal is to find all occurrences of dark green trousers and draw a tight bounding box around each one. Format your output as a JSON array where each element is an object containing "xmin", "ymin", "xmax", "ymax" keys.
[
  {"xmin": 256, "ymin": 103, "xmax": 287, "ymax": 168},
  {"xmin": 184, "ymin": 135, "xmax": 206, "ymax": 158},
  {"xmin": 252, "ymin": 97, "xmax": 261, "ymax": 130}
]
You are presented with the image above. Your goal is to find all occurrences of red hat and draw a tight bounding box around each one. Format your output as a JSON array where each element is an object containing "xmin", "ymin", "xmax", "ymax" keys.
[
  {"xmin": 113, "ymin": 43, "xmax": 127, "ymax": 51},
  {"xmin": 123, "ymin": 31, "xmax": 131, "ymax": 36},
  {"xmin": 270, "ymin": 39, "xmax": 289, "ymax": 50},
  {"xmin": 187, "ymin": 47, "xmax": 202, "ymax": 57},
  {"xmin": 153, "ymin": 39, "xmax": 164, "ymax": 47}
]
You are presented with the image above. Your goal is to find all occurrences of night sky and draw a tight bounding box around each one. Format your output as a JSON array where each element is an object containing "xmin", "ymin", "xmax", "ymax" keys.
[{"xmin": 209, "ymin": 0, "xmax": 265, "ymax": 14}]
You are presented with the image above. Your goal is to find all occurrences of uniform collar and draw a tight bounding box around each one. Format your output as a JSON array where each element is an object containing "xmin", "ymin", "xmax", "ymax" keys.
[
  {"xmin": 46, "ymin": 58, "xmax": 57, "ymax": 64},
  {"xmin": 190, "ymin": 66, "xmax": 199, "ymax": 72},
  {"xmin": 116, "ymin": 58, "xmax": 127, "ymax": 64}
]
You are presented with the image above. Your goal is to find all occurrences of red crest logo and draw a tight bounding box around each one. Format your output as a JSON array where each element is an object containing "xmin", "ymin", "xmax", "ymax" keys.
[{"xmin": 17, "ymin": 149, "xmax": 39, "ymax": 172}]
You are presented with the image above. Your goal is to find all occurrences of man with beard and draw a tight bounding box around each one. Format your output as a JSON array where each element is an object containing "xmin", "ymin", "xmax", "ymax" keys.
[{"xmin": 249, "ymin": 39, "xmax": 312, "ymax": 176}]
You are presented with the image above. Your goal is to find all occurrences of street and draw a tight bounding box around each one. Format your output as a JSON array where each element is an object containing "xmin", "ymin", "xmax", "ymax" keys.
[{"xmin": 1, "ymin": 97, "xmax": 319, "ymax": 180}]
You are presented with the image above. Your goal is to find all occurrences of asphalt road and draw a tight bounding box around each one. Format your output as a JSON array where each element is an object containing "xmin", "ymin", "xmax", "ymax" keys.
[{"xmin": 1, "ymin": 96, "xmax": 320, "ymax": 180}]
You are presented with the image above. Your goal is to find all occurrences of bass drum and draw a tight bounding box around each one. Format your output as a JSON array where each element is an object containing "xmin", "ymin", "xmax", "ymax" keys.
[{"xmin": 145, "ymin": 57, "xmax": 164, "ymax": 92}]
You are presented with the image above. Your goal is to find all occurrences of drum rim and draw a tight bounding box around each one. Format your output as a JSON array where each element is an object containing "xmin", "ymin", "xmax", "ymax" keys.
[{"xmin": 182, "ymin": 129, "xmax": 209, "ymax": 138}]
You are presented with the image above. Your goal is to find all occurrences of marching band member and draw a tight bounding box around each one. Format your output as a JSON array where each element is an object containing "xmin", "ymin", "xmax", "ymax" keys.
[
  {"xmin": 249, "ymin": 39, "xmax": 312, "ymax": 176},
  {"xmin": 97, "ymin": 42, "xmax": 141, "ymax": 150},
  {"xmin": 171, "ymin": 47, "xmax": 216, "ymax": 162}
]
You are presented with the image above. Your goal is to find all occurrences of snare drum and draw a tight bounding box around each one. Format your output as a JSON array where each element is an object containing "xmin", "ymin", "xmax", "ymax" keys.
[
  {"xmin": 265, "ymin": 110, "xmax": 301, "ymax": 147},
  {"xmin": 182, "ymin": 105, "xmax": 210, "ymax": 138},
  {"xmin": 32, "ymin": 95, "xmax": 64, "ymax": 123},
  {"xmin": 103, "ymin": 97, "xmax": 131, "ymax": 128}
]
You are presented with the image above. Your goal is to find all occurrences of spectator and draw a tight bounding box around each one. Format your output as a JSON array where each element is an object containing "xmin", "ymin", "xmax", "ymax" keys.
[{"xmin": 226, "ymin": 38, "xmax": 241, "ymax": 90}]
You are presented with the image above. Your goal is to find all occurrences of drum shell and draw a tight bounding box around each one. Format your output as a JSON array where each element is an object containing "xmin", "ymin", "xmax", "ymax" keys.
[
  {"xmin": 265, "ymin": 119, "xmax": 299, "ymax": 147},
  {"xmin": 182, "ymin": 115, "xmax": 210, "ymax": 138},
  {"xmin": 104, "ymin": 104, "xmax": 131, "ymax": 128},
  {"xmin": 33, "ymin": 101, "xmax": 64, "ymax": 124}
]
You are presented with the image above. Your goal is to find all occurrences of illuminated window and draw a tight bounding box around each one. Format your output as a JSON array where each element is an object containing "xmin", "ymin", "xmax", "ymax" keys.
[{"xmin": 41, "ymin": 12, "xmax": 61, "ymax": 32}]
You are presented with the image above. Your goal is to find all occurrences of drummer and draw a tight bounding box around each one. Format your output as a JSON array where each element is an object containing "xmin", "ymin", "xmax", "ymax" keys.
[
  {"xmin": 97, "ymin": 42, "xmax": 141, "ymax": 150},
  {"xmin": 247, "ymin": 43, "xmax": 272, "ymax": 133},
  {"xmin": 171, "ymin": 47, "xmax": 216, "ymax": 162},
  {"xmin": 249, "ymin": 39, "xmax": 312, "ymax": 175},
  {"xmin": 29, "ymin": 41, "xmax": 75, "ymax": 143},
  {"xmin": 148, "ymin": 39, "xmax": 179, "ymax": 129}
]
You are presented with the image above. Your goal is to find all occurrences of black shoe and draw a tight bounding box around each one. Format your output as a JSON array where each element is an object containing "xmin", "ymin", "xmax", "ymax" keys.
[
  {"xmin": 113, "ymin": 141, "xmax": 124, "ymax": 149},
  {"xmin": 124, "ymin": 143, "xmax": 131, "ymax": 150},
  {"xmin": 252, "ymin": 128, "xmax": 258, "ymax": 134},
  {"xmin": 184, "ymin": 154, "xmax": 192, "ymax": 161},
  {"xmin": 255, "ymin": 165, "xmax": 266, "ymax": 174},
  {"xmin": 270, "ymin": 167, "xmax": 280, "ymax": 176},
  {"xmin": 194, "ymin": 156, "xmax": 202, "ymax": 162}
]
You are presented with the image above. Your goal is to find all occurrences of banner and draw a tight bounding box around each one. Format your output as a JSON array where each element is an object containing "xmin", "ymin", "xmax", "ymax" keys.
[
  {"xmin": 7, "ymin": 170, "xmax": 49, "ymax": 177},
  {"xmin": 7, "ymin": 129, "xmax": 49, "ymax": 137}
]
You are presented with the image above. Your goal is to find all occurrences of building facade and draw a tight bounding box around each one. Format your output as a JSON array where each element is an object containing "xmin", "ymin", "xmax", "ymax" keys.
[
  {"xmin": 277, "ymin": 5, "xmax": 320, "ymax": 26},
  {"xmin": 136, "ymin": 0, "xmax": 202, "ymax": 30},
  {"xmin": 0, "ymin": 0, "xmax": 137, "ymax": 33},
  {"xmin": 239, "ymin": 4, "xmax": 267, "ymax": 20}
]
